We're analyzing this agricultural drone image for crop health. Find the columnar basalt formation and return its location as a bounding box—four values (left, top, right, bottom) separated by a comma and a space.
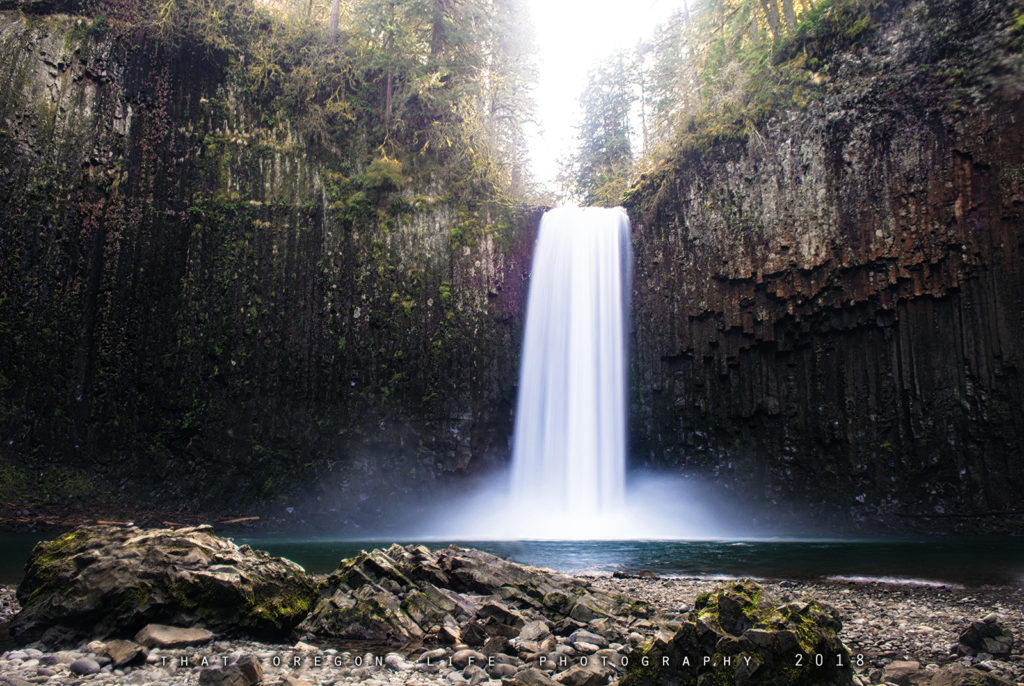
626, 0, 1024, 531
0, 7, 538, 518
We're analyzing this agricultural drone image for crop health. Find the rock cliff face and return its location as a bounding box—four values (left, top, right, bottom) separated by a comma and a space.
626, 0, 1024, 531
0, 7, 538, 517
4, 0, 1022, 533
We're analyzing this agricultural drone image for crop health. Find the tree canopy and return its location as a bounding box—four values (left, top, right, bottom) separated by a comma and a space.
98, 0, 538, 202
565, 0, 880, 205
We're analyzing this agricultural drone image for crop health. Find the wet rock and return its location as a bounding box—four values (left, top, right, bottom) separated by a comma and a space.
957, 616, 1014, 657
553, 617, 586, 636
232, 654, 263, 683
462, 619, 489, 646
134, 624, 214, 648
384, 652, 413, 671
621, 580, 852, 686
929, 662, 1014, 686
537, 651, 563, 671
882, 660, 926, 686
567, 630, 608, 649
10, 525, 316, 645
569, 594, 613, 623
69, 657, 101, 675
451, 649, 486, 669
418, 648, 448, 663
479, 600, 528, 628
296, 544, 639, 645
519, 635, 557, 656
439, 614, 462, 644
593, 648, 626, 672
520, 619, 553, 642
198, 665, 258, 686
488, 662, 518, 678
463, 663, 489, 685
491, 652, 520, 665
483, 636, 514, 655
509, 667, 560, 685
101, 639, 146, 667
625, 0, 1024, 535
555, 661, 611, 686
571, 641, 599, 655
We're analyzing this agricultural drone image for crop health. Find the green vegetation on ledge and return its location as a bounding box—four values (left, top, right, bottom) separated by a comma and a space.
0, 0, 538, 517
564, 0, 889, 205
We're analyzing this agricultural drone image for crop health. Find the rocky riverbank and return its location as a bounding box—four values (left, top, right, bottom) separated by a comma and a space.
594, 575, 1023, 685
2, 577, 1021, 685
0, 526, 1020, 685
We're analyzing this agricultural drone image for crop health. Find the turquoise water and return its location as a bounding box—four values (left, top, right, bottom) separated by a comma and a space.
3, 534, 1023, 587
228, 537, 1024, 586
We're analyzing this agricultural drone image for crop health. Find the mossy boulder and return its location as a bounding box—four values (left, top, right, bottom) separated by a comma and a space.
956, 615, 1014, 657
296, 544, 645, 645
622, 581, 853, 686
11, 525, 316, 646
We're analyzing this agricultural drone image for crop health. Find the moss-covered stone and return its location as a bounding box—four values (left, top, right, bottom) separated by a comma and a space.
622, 581, 852, 686
296, 544, 644, 646
11, 524, 317, 645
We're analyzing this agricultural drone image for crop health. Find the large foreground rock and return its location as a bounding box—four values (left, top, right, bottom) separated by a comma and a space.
296, 544, 648, 644
956, 615, 1014, 658
621, 580, 853, 686
11, 525, 316, 645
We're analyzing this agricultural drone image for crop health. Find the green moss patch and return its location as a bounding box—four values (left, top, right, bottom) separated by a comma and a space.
623, 581, 853, 686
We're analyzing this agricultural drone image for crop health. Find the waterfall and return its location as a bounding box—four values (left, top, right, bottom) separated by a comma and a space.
420, 205, 723, 540
509, 206, 632, 529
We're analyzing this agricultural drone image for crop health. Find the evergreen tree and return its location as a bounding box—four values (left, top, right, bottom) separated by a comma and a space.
568, 53, 635, 206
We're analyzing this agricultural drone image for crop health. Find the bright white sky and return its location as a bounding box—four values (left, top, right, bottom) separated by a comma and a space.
524, 0, 682, 191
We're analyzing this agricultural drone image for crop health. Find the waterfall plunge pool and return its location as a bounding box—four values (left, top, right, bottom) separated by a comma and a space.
222, 536, 1024, 587
2, 534, 1023, 587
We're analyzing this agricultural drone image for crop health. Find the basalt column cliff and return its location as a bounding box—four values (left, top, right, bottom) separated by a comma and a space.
0, 2, 539, 521
627, 0, 1024, 532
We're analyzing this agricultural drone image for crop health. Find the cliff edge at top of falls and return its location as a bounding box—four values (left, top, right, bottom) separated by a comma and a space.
625, 0, 1024, 533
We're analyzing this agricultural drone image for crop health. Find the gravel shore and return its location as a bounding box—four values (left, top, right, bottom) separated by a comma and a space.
591, 575, 1024, 684
1, 576, 1022, 685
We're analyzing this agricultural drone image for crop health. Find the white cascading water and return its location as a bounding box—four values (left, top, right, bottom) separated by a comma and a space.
508, 206, 632, 534
420, 206, 730, 540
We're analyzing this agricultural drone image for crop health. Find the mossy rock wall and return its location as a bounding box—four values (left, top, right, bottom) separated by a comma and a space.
625, 0, 1024, 532
0, 9, 538, 517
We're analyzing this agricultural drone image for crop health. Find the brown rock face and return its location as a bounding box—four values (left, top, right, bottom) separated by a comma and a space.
625, 0, 1024, 532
